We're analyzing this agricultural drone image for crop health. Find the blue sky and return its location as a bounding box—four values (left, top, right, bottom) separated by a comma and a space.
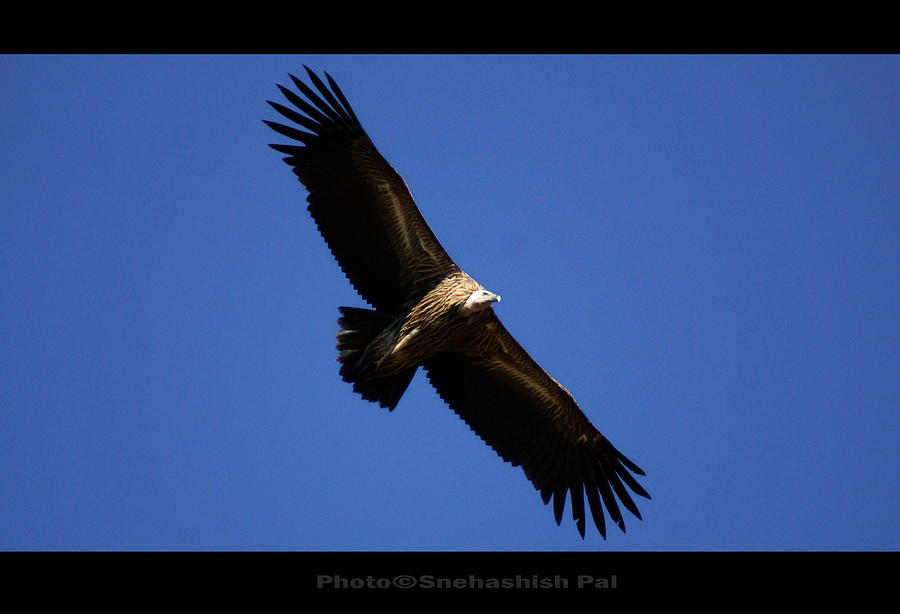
1, 54, 897, 551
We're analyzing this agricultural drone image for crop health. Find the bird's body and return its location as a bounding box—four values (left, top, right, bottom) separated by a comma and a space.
335, 273, 498, 408
363, 275, 499, 375
265, 67, 650, 539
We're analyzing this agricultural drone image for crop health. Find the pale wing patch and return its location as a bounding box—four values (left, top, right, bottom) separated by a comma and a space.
479, 330, 582, 428
486, 356, 569, 423
377, 181, 416, 255
376, 180, 444, 271
418, 234, 442, 264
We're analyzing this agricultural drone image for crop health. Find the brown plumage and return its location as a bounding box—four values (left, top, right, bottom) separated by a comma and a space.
265, 67, 650, 539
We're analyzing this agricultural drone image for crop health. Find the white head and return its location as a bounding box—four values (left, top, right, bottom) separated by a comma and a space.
457, 289, 501, 317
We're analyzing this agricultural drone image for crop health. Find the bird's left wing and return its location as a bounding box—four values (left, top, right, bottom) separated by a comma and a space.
423, 313, 650, 539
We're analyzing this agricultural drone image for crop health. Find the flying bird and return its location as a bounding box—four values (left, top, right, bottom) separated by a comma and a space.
264, 67, 650, 539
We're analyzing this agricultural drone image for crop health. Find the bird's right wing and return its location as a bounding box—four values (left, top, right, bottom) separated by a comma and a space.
265, 67, 459, 314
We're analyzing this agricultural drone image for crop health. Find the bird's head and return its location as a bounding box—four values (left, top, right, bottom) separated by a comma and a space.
457, 289, 501, 317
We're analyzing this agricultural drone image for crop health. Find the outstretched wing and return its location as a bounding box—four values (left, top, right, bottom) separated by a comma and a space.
423, 314, 650, 539
265, 67, 458, 315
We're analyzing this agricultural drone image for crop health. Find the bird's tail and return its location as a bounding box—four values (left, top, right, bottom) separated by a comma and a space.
335, 307, 416, 411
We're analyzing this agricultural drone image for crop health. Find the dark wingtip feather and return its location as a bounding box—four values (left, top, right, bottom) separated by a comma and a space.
291, 69, 351, 129
262, 119, 313, 144
268, 143, 304, 156
569, 473, 587, 539
552, 489, 566, 526
614, 447, 646, 476
615, 463, 652, 500
267, 99, 323, 134
582, 464, 608, 539
607, 470, 642, 522
540, 488, 552, 505
324, 71, 363, 129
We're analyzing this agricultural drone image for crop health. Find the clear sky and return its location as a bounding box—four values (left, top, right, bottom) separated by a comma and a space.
1, 54, 898, 551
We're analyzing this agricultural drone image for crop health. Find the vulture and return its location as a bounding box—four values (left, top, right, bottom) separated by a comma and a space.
264, 67, 650, 539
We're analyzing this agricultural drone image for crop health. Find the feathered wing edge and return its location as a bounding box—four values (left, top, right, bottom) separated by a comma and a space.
264, 66, 458, 314
423, 315, 650, 539
265, 68, 364, 150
